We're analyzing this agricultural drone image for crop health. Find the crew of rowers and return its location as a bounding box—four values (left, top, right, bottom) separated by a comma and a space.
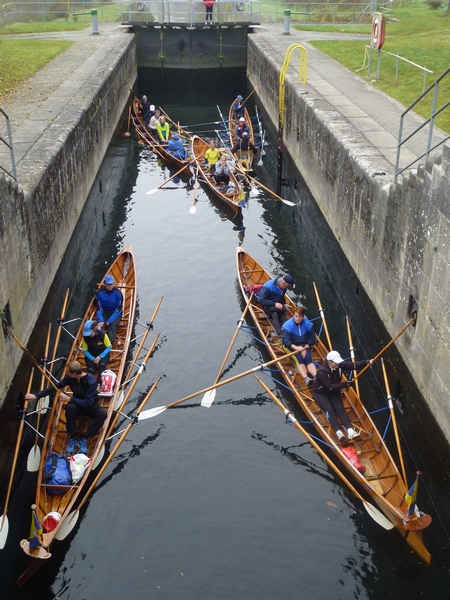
138, 96, 188, 159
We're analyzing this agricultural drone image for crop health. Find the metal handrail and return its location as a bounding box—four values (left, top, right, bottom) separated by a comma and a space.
395, 67, 450, 183
0, 108, 17, 181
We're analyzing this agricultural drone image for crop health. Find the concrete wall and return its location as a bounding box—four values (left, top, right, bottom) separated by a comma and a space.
0, 35, 137, 408
247, 37, 450, 443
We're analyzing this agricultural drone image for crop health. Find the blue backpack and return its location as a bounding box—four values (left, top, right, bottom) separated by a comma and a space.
44, 452, 72, 495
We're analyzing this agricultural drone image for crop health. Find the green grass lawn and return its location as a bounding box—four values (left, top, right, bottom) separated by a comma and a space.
0, 39, 73, 97
300, 3, 450, 132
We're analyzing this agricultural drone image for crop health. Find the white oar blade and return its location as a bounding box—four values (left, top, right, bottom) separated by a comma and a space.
139, 405, 168, 420
363, 502, 394, 530
257, 159, 263, 166
27, 445, 41, 472
189, 205, 197, 214
92, 445, 105, 470
201, 389, 216, 408
114, 390, 125, 411
0, 516, 9, 549
146, 189, 158, 196
39, 395, 50, 415
55, 511, 79, 541
281, 199, 295, 207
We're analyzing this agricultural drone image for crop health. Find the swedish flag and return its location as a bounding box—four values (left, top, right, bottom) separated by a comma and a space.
28, 510, 43, 549
405, 472, 420, 517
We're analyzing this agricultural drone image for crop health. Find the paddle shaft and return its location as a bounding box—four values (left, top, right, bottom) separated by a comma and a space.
8, 330, 59, 392
243, 85, 259, 105
147, 160, 195, 193
163, 348, 302, 411
213, 292, 254, 385
313, 282, 332, 349
33, 323, 52, 448
354, 319, 414, 380
78, 377, 162, 512
256, 376, 379, 508
107, 333, 160, 437
381, 358, 407, 485
346, 316, 361, 400
1, 370, 34, 528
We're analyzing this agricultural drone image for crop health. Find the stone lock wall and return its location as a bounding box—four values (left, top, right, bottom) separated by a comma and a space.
247, 36, 450, 442
0, 35, 137, 408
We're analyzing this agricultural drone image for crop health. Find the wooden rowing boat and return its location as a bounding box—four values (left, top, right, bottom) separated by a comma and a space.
228, 103, 255, 172
131, 99, 191, 174
18, 246, 137, 577
236, 246, 432, 564
191, 135, 246, 213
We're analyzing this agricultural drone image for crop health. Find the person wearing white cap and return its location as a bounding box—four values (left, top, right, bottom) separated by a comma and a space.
255, 274, 295, 335
235, 117, 250, 140
312, 351, 373, 442
96, 275, 123, 342
232, 95, 245, 119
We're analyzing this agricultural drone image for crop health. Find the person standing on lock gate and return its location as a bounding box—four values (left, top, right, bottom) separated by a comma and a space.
203, 0, 216, 25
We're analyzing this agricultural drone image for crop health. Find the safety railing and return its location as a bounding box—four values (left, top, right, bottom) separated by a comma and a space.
2, 1, 383, 27
0, 109, 17, 181
395, 67, 450, 183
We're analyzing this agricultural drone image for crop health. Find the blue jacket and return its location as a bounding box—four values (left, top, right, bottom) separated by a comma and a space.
255, 278, 287, 309
233, 99, 245, 117
82, 331, 112, 361
96, 287, 123, 324
281, 316, 315, 350
35, 372, 98, 408
167, 137, 188, 159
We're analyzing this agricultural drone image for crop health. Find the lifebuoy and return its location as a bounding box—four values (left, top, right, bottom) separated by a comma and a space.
371, 12, 386, 50
236, 2, 245, 11
136, 1, 145, 11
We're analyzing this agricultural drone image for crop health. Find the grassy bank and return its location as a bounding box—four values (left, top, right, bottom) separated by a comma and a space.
0, 38, 73, 97
300, 2, 450, 132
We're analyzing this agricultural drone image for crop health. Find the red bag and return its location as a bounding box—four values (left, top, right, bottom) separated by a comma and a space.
99, 369, 117, 395
341, 446, 366, 474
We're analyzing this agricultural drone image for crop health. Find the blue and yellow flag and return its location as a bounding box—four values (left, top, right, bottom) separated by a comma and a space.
28, 510, 43, 549
405, 473, 420, 517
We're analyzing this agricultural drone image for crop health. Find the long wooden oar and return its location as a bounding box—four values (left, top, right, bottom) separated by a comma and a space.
255, 376, 395, 530
202, 292, 254, 404
346, 316, 361, 401
27, 324, 52, 472
124, 106, 131, 137
142, 348, 301, 418
381, 358, 407, 486
7, 330, 59, 393
0, 370, 35, 549
190, 165, 199, 214
354, 319, 414, 380
243, 85, 260, 105
106, 333, 160, 438
55, 377, 162, 541
146, 161, 194, 195
313, 282, 332, 349
232, 162, 295, 206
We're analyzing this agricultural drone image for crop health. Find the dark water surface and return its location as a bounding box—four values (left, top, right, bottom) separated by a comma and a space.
2, 74, 450, 600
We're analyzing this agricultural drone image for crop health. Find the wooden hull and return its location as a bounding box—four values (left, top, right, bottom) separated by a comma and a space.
228, 104, 255, 172
131, 99, 191, 174
191, 135, 245, 213
24, 247, 137, 555
236, 247, 432, 564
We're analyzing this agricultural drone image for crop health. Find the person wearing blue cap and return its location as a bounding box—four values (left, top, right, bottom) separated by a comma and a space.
232, 95, 245, 119
96, 275, 123, 342
167, 132, 188, 159
81, 320, 112, 386
255, 274, 295, 335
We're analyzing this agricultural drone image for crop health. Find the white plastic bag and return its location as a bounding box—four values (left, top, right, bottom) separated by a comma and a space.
69, 453, 92, 483
100, 369, 117, 395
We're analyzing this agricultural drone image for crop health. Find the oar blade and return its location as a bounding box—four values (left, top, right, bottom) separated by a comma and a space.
189, 205, 197, 214
39, 395, 50, 415
281, 199, 295, 207
146, 189, 158, 196
201, 389, 216, 408
363, 502, 395, 530
114, 390, 125, 411
27, 445, 41, 472
257, 158, 263, 166
139, 405, 168, 420
0, 516, 9, 549
55, 511, 79, 541
92, 445, 105, 470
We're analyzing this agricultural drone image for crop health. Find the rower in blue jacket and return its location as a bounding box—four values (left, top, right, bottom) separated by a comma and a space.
255, 273, 295, 335
281, 306, 317, 387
